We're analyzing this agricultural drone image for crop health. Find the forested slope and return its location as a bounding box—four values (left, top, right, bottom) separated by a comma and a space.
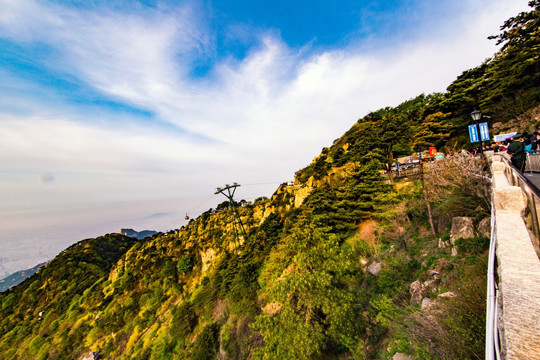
0, 2, 538, 359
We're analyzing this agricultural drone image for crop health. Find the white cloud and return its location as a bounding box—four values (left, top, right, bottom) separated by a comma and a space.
0, 0, 526, 147
0, 114, 220, 171
0, 0, 532, 275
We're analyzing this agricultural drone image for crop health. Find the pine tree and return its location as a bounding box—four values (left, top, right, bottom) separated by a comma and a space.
412, 112, 453, 238
483, 0, 540, 116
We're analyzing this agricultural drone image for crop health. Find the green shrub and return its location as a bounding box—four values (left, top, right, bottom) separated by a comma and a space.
191, 322, 221, 360
407, 263, 487, 359
149, 337, 176, 360
253, 230, 368, 359
28, 335, 45, 355
177, 256, 194, 274
170, 302, 197, 338
455, 236, 489, 255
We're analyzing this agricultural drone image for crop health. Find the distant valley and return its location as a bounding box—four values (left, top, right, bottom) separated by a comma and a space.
0, 229, 157, 291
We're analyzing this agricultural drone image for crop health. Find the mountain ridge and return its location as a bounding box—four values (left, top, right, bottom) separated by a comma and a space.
0, 262, 48, 293
0, 3, 538, 359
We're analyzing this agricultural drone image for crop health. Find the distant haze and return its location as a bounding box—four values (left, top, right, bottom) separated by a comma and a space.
0, 185, 276, 278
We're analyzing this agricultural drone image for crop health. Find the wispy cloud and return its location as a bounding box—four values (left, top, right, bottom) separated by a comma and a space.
0, 0, 529, 175
0, 0, 531, 275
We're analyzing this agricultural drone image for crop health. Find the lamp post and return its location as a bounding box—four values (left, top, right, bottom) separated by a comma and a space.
471, 109, 483, 154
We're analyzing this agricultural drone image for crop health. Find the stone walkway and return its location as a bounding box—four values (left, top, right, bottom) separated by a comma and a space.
492, 158, 540, 359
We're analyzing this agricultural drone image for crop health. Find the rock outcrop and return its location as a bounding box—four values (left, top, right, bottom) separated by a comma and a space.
367, 262, 382, 276
409, 279, 439, 305
450, 217, 475, 242
450, 216, 477, 256
421, 298, 431, 311
477, 217, 491, 238
392, 353, 413, 360
81, 351, 100, 360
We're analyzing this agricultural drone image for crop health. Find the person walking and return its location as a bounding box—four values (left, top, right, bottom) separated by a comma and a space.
507, 133, 526, 172
530, 131, 539, 153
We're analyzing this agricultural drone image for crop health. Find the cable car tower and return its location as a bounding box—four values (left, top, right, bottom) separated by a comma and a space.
215, 183, 248, 249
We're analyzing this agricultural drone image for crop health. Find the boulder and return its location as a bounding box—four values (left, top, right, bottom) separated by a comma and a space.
392, 353, 413, 360
421, 298, 431, 311
436, 216, 451, 233
409, 280, 426, 304
438, 237, 447, 248
81, 352, 101, 360
450, 217, 476, 244
477, 217, 491, 238
424, 279, 439, 292
367, 262, 382, 276
438, 292, 457, 298
410, 279, 438, 305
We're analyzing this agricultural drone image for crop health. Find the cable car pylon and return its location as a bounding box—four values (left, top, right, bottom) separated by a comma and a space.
215, 183, 248, 250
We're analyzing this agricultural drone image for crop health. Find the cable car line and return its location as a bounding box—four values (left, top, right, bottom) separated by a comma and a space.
242, 181, 284, 186
145, 180, 286, 233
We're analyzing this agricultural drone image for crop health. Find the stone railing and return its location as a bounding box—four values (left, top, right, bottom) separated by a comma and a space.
492, 152, 540, 246
490, 156, 540, 359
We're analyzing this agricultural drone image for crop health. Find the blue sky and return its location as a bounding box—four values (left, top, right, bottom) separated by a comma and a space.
0, 0, 531, 276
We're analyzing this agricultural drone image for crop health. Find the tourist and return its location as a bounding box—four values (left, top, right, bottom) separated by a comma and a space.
507, 133, 526, 172
530, 131, 539, 152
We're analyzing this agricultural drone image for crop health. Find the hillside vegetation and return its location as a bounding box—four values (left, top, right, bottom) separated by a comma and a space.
0, 2, 538, 359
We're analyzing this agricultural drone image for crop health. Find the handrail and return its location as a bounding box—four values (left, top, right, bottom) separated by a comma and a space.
494, 288, 501, 360
485, 193, 500, 360
501, 155, 540, 197
500, 155, 540, 246
525, 152, 540, 173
